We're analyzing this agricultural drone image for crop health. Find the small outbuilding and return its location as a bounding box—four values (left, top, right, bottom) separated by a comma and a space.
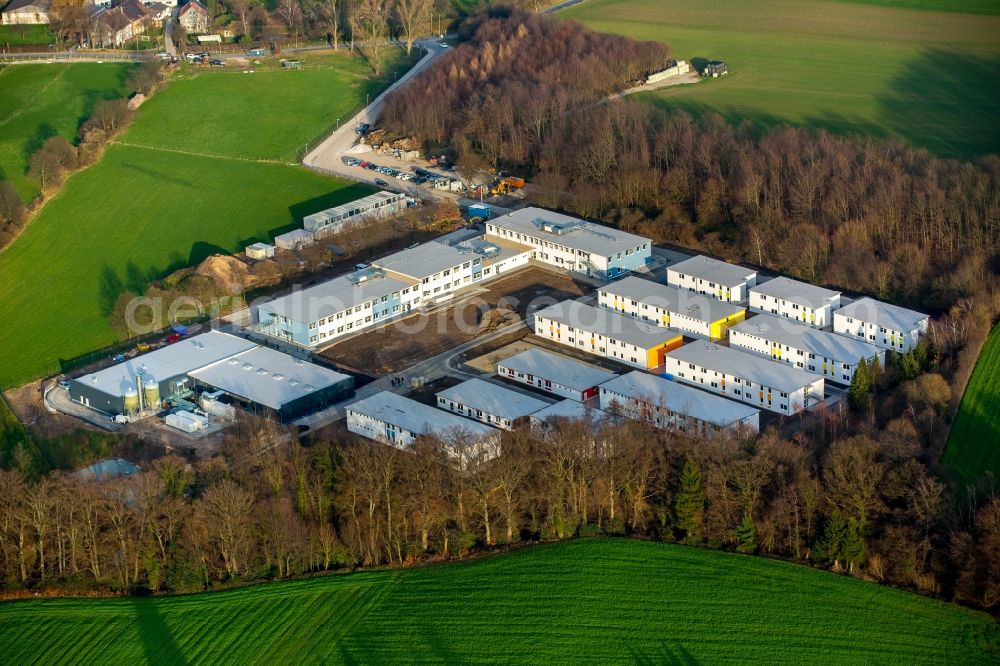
245, 242, 275, 259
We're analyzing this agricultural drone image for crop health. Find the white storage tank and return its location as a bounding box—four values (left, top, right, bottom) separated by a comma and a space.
143, 379, 160, 409
123, 387, 139, 413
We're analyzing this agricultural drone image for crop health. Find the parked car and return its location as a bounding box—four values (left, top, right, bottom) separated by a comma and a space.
210, 59, 224, 67
354, 262, 370, 271
439, 42, 449, 48
184, 53, 198, 62
355, 123, 371, 135
365, 163, 379, 170
247, 48, 267, 57
58, 379, 71, 389
156, 52, 170, 61
374, 178, 389, 187
166, 333, 182, 344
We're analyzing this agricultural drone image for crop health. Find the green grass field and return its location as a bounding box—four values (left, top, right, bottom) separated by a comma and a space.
563, 0, 1000, 158
0, 63, 133, 202
0, 539, 995, 664
943, 323, 1000, 485
0, 25, 54, 46
838, 0, 1000, 14
0, 50, 411, 388
125, 52, 414, 161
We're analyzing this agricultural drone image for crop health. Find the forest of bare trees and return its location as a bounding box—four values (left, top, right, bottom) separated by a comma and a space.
1, 375, 998, 611
382, 8, 999, 317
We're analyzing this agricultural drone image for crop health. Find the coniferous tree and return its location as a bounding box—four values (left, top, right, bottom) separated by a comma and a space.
733, 510, 757, 554
673, 458, 705, 545
841, 517, 866, 573
848, 358, 871, 412
816, 509, 847, 567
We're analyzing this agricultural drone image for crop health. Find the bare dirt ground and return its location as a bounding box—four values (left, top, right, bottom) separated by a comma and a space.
320, 266, 590, 375
4, 383, 81, 439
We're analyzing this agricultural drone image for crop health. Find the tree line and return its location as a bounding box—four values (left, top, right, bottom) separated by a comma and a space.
0, 365, 997, 611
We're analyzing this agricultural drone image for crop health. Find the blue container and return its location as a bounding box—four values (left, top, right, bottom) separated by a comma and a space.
469, 204, 491, 219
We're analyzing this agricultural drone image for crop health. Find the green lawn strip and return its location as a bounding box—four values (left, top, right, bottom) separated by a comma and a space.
562, 0, 1000, 158
943, 323, 1000, 484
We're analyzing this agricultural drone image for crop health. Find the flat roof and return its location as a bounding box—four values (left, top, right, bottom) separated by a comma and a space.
189, 346, 351, 410
836, 297, 928, 332
303, 191, 401, 226
274, 228, 314, 242
437, 378, 551, 421
531, 399, 609, 425
601, 371, 759, 428
374, 241, 476, 280
75, 331, 257, 398
730, 314, 882, 363
534, 300, 683, 350
499, 348, 617, 392
256, 272, 416, 324
454, 235, 531, 266
668, 342, 821, 393
668, 255, 756, 286
490, 207, 650, 257
348, 391, 496, 439
750, 276, 840, 309
600, 276, 745, 324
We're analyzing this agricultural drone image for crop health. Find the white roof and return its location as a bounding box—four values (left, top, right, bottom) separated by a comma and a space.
731, 314, 882, 363
303, 191, 401, 229
437, 378, 551, 421
189, 346, 351, 410
668, 255, 756, 286
247, 242, 273, 251
491, 207, 650, 257
256, 272, 415, 324
600, 276, 745, 323
348, 391, 496, 439
273, 228, 314, 243
374, 241, 476, 280
531, 399, 609, 425
668, 342, 821, 393
76, 331, 258, 397
601, 371, 759, 428
534, 300, 682, 350
750, 276, 840, 309
498, 348, 616, 391
836, 297, 928, 333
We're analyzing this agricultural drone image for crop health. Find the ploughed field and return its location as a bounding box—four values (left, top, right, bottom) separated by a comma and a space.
0, 51, 417, 389
943, 322, 1000, 485
562, 0, 1000, 158
0, 539, 995, 664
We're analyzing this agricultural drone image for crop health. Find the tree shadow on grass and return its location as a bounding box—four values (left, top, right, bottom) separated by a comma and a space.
131, 597, 185, 666
876, 48, 1000, 159
629, 640, 700, 665
644, 48, 1000, 160
286, 183, 375, 229
22, 122, 56, 167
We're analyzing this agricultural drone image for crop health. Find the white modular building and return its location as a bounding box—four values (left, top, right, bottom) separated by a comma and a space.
485, 207, 651, 279
749, 277, 841, 328
273, 228, 315, 251
497, 347, 617, 402
728, 314, 885, 385
833, 297, 929, 352
454, 237, 532, 280
664, 342, 824, 416
375, 241, 485, 304
436, 378, 551, 430
533, 300, 684, 370
347, 390, 498, 449
599, 371, 760, 434
253, 268, 419, 347
245, 242, 275, 260
303, 191, 406, 238
667, 255, 758, 303
597, 276, 747, 341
